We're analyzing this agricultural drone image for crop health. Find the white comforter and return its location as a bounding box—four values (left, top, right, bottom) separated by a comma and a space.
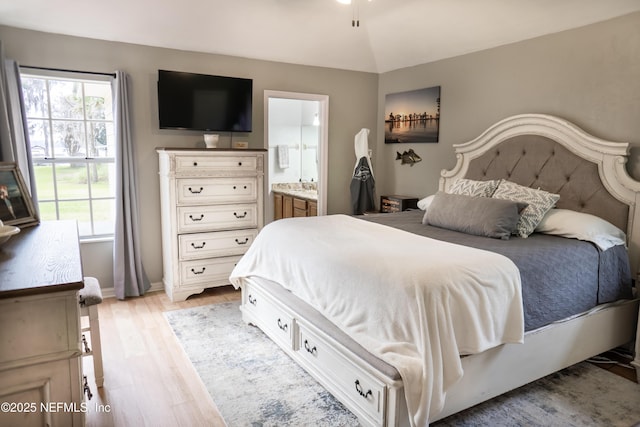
229, 215, 524, 426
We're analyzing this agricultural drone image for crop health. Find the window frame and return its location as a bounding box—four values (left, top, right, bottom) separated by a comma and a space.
20, 70, 116, 241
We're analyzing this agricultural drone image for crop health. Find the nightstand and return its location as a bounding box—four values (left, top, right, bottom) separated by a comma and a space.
380, 195, 418, 213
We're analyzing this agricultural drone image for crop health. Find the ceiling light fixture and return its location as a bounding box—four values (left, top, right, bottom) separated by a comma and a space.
336, 0, 372, 28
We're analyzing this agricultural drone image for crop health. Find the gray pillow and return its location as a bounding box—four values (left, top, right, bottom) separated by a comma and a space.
426, 192, 527, 239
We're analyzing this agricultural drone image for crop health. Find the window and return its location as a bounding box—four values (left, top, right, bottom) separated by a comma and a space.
20, 72, 116, 239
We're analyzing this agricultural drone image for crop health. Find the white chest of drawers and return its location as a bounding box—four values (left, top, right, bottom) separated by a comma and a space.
157, 148, 266, 302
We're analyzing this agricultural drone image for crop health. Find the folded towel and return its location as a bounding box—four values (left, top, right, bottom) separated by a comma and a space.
277, 145, 289, 169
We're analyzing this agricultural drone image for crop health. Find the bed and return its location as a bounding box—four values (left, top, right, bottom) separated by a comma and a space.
229, 114, 640, 426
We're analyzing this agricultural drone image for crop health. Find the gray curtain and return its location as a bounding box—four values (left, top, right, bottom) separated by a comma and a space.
113, 70, 150, 299
0, 41, 38, 207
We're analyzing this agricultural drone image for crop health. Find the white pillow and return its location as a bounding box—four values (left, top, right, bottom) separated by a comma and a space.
417, 194, 434, 210
535, 209, 626, 250
418, 195, 435, 224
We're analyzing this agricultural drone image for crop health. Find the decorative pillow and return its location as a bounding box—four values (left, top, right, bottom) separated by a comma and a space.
535, 209, 626, 251
425, 192, 527, 239
448, 178, 500, 198
491, 180, 560, 238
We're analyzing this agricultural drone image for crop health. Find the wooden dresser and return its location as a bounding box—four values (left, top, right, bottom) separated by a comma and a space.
157, 148, 266, 302
0, 221, 85, 427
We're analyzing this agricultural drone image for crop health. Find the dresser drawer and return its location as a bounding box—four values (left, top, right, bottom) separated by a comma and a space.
297, 324, 386, 425
179, 229, 258, 260
243, 284, 295, 349
177, 203, 258, 233
0, 293, 80, 365
175, 155, 258, 174
179, 256, 242, 286
176, 177, 258, 205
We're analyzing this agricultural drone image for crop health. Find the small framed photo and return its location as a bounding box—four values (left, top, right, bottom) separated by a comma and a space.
0, 162, 39, 227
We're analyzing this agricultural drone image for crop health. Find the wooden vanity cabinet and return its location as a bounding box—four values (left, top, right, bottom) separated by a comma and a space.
293, 198, 307, 217
307, 200, 318, 216
282, 195, 293, 219
273, 192, 316, 219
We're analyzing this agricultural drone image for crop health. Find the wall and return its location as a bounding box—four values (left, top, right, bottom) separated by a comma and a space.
376, 12, 640, 201
0, 25, 379, 291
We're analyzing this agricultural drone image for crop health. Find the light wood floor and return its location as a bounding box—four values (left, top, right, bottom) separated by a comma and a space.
85, 285, 637, 427
85, 285, 240, 427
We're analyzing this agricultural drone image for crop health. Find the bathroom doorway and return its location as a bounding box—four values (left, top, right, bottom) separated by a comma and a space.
264, 91, 328, 223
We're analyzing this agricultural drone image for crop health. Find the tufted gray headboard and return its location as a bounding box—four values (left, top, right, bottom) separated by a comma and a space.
440, 114, 640, 280
463, 134, 628, 232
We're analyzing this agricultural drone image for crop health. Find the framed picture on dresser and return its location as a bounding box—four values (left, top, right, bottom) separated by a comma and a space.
0, 162, 39, 227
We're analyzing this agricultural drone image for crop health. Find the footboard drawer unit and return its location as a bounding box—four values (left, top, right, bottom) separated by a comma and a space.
158, 148, 266, 302
297, 324, 386, 425
242, 283, 295, 349
240, 279, 409, 427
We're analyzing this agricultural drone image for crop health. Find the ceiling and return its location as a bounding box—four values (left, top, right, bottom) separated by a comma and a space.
1, 0, 639, 73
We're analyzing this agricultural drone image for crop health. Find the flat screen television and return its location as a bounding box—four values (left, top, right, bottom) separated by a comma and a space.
158, 70, 252, 132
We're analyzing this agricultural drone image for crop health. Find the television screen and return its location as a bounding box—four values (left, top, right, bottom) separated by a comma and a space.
158, 70, 252, 132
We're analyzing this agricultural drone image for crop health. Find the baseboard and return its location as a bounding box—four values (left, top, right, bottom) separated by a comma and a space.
101, 281, 164, 299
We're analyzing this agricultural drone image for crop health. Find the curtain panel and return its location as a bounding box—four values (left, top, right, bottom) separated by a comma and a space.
113, 70, 150, 299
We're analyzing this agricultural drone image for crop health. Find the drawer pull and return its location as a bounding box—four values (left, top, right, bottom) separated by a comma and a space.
248, 294, 257, 305
232, 185, 248, 190
193, 162, 198, 166
277, 318, 288, 332
304, 339, 317, 356
191, 267, 206, 275
355, 380, 372, 399
84, 375, 93, 400
189, 214, 205, 222
235, 237, 249, 245
188, 187, 204, 194
82, 334, 91, 353
191, 242, 206, 249
234, 211, 248, 219
238, 161, 243, 166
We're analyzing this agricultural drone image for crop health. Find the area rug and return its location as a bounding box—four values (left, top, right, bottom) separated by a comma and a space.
165, 301, 640, 427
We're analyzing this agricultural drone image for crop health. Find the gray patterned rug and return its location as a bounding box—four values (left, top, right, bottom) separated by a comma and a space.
164, 301, 640, 427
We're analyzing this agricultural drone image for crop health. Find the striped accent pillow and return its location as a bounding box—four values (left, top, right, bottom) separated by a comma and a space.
492, 180, 560, 238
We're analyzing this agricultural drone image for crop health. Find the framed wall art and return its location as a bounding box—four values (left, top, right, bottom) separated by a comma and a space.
0, 162, 39, 227
384, 86, 440, 143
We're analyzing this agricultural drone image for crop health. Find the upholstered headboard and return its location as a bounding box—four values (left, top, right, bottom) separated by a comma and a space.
440, 114, 640, 278
463, 134, 627, 231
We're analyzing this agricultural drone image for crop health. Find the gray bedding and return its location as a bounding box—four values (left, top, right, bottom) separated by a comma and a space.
363, 209, 633, 331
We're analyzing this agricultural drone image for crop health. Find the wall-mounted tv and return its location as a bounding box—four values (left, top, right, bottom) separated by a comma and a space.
158, 70, 252, 132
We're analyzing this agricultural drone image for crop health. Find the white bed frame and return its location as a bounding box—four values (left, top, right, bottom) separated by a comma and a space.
241, 114, 640, 426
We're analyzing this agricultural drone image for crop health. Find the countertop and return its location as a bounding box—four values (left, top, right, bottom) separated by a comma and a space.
273, 188, 318, 201
272, 182, 318, 201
